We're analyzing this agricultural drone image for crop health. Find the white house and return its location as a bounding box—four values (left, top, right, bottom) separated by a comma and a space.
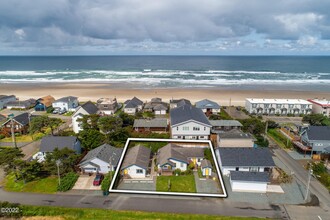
78, 144, 123, 173
72, 101, 98, 133
0, 95, 16, 110
156, 143, 205, 175
96, 98, 118, 115
216, 147, 275, 192
123, 97, 143, 115
121, 145, 151, 178
170, 104, 212, 140
154, 104, 167, 115
308, 98, 330, 117
195, 99, 221, 115
245, 98, 312, 115
52, 96, 79, 111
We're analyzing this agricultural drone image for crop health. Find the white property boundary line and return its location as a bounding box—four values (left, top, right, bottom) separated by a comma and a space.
109, 138, 227, 198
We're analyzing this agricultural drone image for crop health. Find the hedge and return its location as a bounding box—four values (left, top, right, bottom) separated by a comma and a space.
57, 172, 79, 192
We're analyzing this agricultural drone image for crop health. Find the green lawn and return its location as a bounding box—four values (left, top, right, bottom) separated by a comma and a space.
3, 204, 264, 220
267, 128, 292, 149
1, 131, 49, 143
156, 175, 196, 193
4, 174, 58, 194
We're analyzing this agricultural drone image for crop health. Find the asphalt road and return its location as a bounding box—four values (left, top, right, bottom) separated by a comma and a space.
0, 188, 287, 219
273, 148, 330, 210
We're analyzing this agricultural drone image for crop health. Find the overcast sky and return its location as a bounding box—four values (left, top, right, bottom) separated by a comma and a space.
1, 0, 330, 55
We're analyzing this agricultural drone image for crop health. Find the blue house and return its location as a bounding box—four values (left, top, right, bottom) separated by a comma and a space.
35, 95, 55, 111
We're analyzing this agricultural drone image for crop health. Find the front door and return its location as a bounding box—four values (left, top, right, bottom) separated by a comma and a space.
205, 168, 209, 176
124, 169, 128, 175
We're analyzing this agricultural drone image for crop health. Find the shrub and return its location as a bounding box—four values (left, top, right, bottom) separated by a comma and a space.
57, 172, 79, 192
14, 133, 21, 137
0, 134, 5, 139
46, 106, 54, 113
101, 171, 115, 192
173, 169, 181, 176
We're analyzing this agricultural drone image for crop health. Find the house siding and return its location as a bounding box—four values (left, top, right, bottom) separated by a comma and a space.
171, 121, 211, 140
230, 180, 267, 192
123, 165, 146, 178
0, 96, 16, 110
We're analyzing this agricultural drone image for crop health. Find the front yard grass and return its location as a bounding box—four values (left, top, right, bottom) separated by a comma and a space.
4, 174, 58, 194
267, 128, 292, 149
156, 175, 196, 193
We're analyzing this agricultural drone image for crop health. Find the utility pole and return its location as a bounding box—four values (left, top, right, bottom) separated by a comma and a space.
56, 160, 61, 186
9, 114, 17, 148
305, 165, 313, 201
109, 155, 113, 181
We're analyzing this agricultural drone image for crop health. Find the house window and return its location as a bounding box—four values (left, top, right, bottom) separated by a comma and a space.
252, 104, 257, 108
204, 127, 206, 131
180, 163, 184, 167
183, 126, 189, 131
193, 127, 200, 131
136, 169, 143, 174
176, 127, 179, 131
250, 167, 259, 172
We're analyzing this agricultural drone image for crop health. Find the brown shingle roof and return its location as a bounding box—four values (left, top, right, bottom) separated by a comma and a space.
121, 145, 151, 170
39, 95, 55, 107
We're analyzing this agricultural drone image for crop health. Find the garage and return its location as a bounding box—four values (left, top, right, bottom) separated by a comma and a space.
230, 171, 269, 193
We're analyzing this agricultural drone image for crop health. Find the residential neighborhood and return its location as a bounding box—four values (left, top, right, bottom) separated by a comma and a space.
0, 94, 330, 220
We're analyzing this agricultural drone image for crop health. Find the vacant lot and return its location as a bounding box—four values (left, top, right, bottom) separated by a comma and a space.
156, 175, 196, 193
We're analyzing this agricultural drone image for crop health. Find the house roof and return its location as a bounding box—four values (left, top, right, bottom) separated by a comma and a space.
201, 159, 212, 169
230, 171, 270, 182
125, 97, 143, 109
218, 129, 253, 139
14, 113, 30, 126
210, 120, 243, 127
121, 145, 151, 170
5, 99, 36, 108
79, 144, 123, 166
151, 97, 162, 103
305, 126, 330, 141
195, 99, 220, 109
40, 136, 78, 152
157, 143, 204, 166
0, 95, 15, 101
54, 96, 78, 103
133, 118, 168, 128
217, 147, 275, 167
81, 101, 98, 114
38, 95, 55, 107
170, 98, 191, 105
170, 105, 211, 127
154, 104, 168, 111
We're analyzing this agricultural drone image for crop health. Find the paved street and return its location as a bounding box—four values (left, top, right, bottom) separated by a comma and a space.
0, 188, 287, 219
273, 148, 330, 210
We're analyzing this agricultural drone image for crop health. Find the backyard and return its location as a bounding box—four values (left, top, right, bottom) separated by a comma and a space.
156, 175, 196, 193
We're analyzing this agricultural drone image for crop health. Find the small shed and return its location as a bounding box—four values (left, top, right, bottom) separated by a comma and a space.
201, 159, 212, 177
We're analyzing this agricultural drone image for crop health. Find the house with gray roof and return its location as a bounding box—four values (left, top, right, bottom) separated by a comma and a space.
121, 145, 151, 178
96, 98, 119, 115
72, 101, 99, 133
4, 98, 36, 110
133, 118, 168, 133
216, 147, 275, 192
52, 96, 79, 111
78, 144, 123, 173
0, 95, 16, 110
143, 98, 168, 115
217, 129, 255, 148
156, 143, 205, 175
170, 104, 212, 140
33, 136, 81, 162
170, 98, 191, 109
301, 126, 330, 155
201, 159, 212, 177
195, 99, 221, 115
124, 97, 144, 115
210, 120, 243, 132
1, 113, 30, 136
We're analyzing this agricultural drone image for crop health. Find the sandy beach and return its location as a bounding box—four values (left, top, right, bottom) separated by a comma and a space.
1, 83, 330, 106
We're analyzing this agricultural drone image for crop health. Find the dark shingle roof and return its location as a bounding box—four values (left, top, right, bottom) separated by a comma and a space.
81, 101, 98, 114
121, 145, 151, 170
218, 129, 253, 139
325, 146, 330, 153
5, 99, 36, 108
79, 144, 123, 166
125, 97, 143, 109
154, 104, 168, 111
54, 96, 78, 103
0, 95, 15, 101
170, 105, 211, 127
133, 118, 168, 128
170, 98, 191, 105
306, 126, 330, 141
201, 159, 212, 169
218, 148, 275, 167
230, 171, 270, 182
13, 113, 30, 126
195, 99, 220, 109
40, 136, 78, 152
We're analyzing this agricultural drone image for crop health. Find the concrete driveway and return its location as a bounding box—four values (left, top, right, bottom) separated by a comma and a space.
72, 175, 101, 190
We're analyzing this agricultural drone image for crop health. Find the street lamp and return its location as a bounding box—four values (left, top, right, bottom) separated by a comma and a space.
305, 166, 313, 201
56, 160, 61, 186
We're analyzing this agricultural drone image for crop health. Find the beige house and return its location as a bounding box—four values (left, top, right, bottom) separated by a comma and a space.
217, 130, 255, 148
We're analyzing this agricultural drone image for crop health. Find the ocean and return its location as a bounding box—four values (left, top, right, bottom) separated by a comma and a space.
0, 56, 330, 91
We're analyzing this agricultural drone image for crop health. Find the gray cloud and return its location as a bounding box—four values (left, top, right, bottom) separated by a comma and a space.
0, 0, 330, 54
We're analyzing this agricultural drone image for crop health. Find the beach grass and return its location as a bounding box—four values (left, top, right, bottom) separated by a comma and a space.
4, 174, 58, 194
156, 175, 196, 193
267, 128, 292, 149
